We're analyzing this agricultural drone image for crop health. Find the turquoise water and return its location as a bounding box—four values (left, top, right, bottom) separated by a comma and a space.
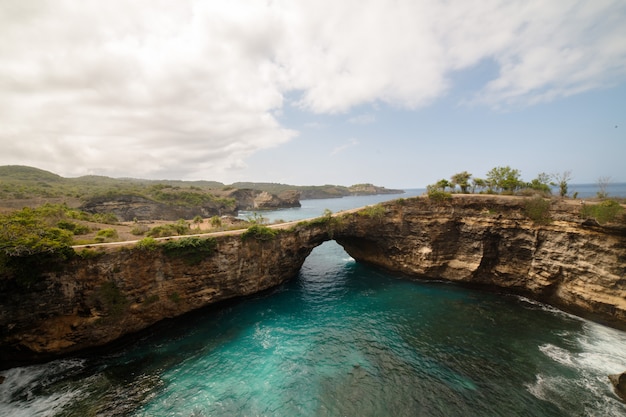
1, 193, 626, 416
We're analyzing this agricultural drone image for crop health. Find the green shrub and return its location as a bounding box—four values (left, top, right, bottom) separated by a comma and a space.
95, 228, 118, 242
57, 220, 90, 235
147, 221, 189, 238
78, 248, 103, 259
427, 189, 452, 201
136, 237, 159, 251
581, 200, 624, 224
210, 215, 222, 228
91, 213, 118, 224
359, 204, 386, 220
524, 196, 552, 225
162, 237, 217, 264
241, 224, 278, 241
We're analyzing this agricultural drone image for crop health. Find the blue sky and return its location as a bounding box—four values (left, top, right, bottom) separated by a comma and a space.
258, 83, 625, 188
0, 1, 624, 188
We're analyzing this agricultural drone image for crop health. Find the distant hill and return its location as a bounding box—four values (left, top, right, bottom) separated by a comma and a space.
0, 165, 63, 182
0, 166, 403, 201
230, 182, 404, 199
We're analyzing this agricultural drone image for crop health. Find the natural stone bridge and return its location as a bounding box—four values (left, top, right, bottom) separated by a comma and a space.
1, 196, 625, 366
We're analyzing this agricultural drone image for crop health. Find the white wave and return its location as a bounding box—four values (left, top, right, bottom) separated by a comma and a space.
0, 359, 84, 417
576, 323, 626, 375
539, 343, 576, 367
528, 372, 626, 416
531, 321, 626, 416
515, 295, 578, 319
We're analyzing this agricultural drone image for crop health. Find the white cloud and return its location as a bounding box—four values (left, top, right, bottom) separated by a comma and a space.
0, 0, 624, 179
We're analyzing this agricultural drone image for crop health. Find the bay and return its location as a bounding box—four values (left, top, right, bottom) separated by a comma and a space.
1, 191, 625, 417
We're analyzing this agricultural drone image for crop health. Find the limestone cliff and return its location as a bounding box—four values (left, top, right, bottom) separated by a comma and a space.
335, 196, 626, 327
0, 225, 328, 366
1, 195, 625, 367
80, 194, 237, 221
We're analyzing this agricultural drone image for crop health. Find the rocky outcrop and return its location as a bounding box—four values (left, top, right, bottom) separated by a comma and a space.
80, 189, 301, 221
80, 194, 237, 221
226, 189, 301, 211
1, 195, 624, 367
334, 196, 626, 327
609, 372, 626, 402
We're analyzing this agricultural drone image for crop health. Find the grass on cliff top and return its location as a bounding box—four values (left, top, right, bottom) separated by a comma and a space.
581, 200, 624, 224
241, 224, 279, 241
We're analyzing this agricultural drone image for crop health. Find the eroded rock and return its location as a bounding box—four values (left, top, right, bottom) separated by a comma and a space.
609, 372, 626, 402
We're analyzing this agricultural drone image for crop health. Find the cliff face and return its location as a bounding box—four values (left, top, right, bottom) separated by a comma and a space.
80, 195, 238, 221
228, 189, 301, 210
335, 196, 626, 326
80, 189, 302, 222
1, 195, 625, 367
0, 225, 328, 365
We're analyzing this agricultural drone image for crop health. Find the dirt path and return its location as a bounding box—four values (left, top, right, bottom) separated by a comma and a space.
71, 206, 366, 250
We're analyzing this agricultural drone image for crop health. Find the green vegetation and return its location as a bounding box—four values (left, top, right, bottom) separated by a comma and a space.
77, 248, 103, 259
136, 237, 159, 251
97, 281, 129, 317
147, 219, 190, 237
425, 167, 578, 197
450, 171, 472, 193
230, 181, 401, 199
0, 206, 75, 257
524, 196, 552, 225
95, 228, 118, 242
426, 188, 452, 201
0, 205, 82, 286
56, 220, 91, 235
193, 215, 203, 229
486, 166, 523, 194
241, 224, 279, 241
0, 165, 234, 210
169, 292, 182, 304
358, 204, 386, 220
581, 200, 624, 225
210, 215, 222, 228
553, 171, 572, 197
161, 237, 217, 264
527, 172, 553, 195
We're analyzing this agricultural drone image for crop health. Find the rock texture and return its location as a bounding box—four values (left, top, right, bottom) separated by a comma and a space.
0, 224, 328, 366
80, 190, 301, 222
226, 189, 301, 211
1, 195, 625, 367
80, 194, 237, 221
335, 196, 626, 327
609, 372, 626, 402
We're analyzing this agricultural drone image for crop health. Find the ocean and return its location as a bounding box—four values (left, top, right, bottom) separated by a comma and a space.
1, 190, 625, 416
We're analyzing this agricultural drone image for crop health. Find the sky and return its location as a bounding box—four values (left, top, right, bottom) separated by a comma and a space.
0, 0, 625, 189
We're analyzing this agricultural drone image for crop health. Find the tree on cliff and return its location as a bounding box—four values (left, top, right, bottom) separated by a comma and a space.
553, 170, 572, 197
434, 179, 451, 191
450, 171, 472, 193
486, 166, 523, 194
528, 172, 552, 195
471, 177, 487, 194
